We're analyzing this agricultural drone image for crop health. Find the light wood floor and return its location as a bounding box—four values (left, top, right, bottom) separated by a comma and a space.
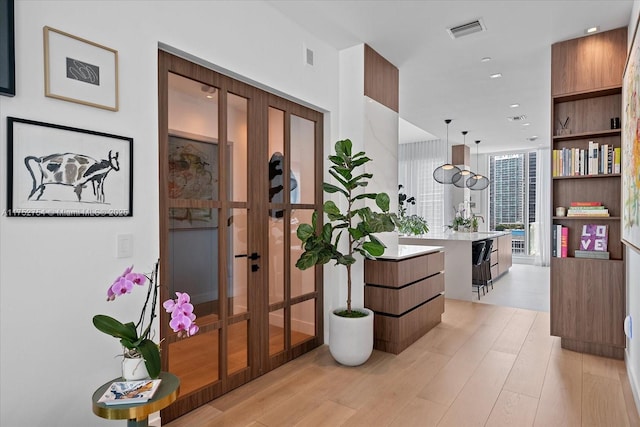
164, 299, 639, 427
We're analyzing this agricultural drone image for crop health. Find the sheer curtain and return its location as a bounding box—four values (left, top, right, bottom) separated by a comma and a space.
534, 147, 551, 266
399, 140, 446, 231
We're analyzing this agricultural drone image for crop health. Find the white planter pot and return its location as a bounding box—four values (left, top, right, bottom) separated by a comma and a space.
122, 356, 150, 381
329, 307, 374, 366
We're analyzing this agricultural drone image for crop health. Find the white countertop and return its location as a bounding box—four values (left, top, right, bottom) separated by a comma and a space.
400, 230, 509, 242
375, 244, 444, 260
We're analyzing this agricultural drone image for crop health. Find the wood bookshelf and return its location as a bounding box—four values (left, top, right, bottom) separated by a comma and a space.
549, 27, 627, 359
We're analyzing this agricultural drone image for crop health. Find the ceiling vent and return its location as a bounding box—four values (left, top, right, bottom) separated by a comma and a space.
447, 19, 487, 39
507, 115, 527, 122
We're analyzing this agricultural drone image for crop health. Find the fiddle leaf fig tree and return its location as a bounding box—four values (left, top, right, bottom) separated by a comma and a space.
295, 139, 396, 316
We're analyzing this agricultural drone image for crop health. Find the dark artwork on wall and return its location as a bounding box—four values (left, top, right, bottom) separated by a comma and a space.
269, 151, 298, 218
0, 0, 15, 96
7, 117, 133, 217
65, 57, 100, 86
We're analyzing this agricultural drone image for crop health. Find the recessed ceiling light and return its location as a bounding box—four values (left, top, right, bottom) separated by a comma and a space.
510, 103, 520, 108
490, 73, 502, 79
522, 123, 531, 126
481, 57, 492, 62
528, 136, 539, 141
586, 26, 599, 34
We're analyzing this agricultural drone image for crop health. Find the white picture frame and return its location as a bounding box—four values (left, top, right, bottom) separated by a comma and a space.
44, 26, 118, 111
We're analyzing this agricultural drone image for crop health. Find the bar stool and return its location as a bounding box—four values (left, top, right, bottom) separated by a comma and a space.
471, 240, 486, 299
481, 239, 494, 292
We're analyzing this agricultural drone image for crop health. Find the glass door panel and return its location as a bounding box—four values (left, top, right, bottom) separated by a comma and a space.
290, 114, 315, 204
268, 216, 285, 304
227, 93, 248, 202
228, 208, 248, 316
291, 209, 315, 298
168, 328, 220, 397
227, 320, 248, 375
268, 308, 285, 356
291, 300, 315, 346
268, 107, 285, 304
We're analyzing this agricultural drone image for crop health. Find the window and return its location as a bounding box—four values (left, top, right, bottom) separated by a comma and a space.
489, 151, 537, 257
399, 140, 447, 231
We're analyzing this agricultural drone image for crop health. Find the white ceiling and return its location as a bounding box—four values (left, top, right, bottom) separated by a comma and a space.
268, 0, 634, 153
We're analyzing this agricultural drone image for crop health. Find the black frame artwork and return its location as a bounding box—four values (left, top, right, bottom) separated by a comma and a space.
7, 117, 133, 217
0, 0, 15, 96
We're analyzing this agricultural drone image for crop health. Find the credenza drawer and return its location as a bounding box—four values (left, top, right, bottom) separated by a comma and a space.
365, 273, 444, 315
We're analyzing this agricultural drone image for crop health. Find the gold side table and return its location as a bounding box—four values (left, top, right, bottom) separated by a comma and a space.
92, 372, 179, 427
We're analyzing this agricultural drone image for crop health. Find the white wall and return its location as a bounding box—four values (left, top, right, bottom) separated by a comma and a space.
626, 0, 640, 414
0, 1, 341, 426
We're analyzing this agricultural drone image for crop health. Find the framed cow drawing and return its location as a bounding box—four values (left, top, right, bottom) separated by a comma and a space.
7, 117, 133, 217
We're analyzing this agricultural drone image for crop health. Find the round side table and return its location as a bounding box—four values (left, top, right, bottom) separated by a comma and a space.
92, 372, 180, 427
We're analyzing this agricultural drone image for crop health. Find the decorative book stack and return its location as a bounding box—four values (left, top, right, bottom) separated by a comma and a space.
575, 224, 609, 259
566, 201, 609, 217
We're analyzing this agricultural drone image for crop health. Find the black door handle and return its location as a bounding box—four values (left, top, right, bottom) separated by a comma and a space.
235, 252, 261, 260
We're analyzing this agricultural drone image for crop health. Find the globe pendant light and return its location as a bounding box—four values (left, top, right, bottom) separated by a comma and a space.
433, 119, 461, 184
452, 130, 474, 188
467, 140, 490, 190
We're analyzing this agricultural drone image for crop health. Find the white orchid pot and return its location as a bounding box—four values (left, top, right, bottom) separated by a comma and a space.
329, 307, 374, 366
122, 356, 150, 381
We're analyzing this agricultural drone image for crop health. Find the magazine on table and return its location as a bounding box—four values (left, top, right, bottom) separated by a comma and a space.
97, 379, 162, 405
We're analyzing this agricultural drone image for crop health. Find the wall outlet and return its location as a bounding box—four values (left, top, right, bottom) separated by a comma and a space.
117, 234, 133, 258
625, 315, 632, 339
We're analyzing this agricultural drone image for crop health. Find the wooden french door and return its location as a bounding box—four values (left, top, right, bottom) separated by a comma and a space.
158, 51, 323, 422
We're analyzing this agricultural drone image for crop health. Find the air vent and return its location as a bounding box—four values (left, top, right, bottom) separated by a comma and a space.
507, 115, 527, 122
447, 19, 487, 39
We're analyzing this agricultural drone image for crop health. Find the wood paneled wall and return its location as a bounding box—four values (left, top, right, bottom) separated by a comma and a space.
551, 27, 627, 96
364, 44, 399, 112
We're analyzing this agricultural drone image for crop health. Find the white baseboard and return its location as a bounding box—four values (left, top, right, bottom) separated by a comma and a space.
626, 350, 640, 419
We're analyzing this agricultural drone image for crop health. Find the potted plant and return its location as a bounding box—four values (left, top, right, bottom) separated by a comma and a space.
93, 261, 199, 379
295, 139, 396, 366
397, 185, 429, 235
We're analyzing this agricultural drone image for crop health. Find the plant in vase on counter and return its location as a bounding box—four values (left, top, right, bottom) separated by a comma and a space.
93, 260, 199, 379
449, 205, 471, 231
396, 184, 429, 236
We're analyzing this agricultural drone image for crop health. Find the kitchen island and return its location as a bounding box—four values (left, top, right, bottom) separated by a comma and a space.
364, 245, 445, 354
400, 231, 512, 301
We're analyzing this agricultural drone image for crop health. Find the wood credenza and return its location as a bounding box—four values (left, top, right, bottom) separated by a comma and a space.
364, 246, 445, 354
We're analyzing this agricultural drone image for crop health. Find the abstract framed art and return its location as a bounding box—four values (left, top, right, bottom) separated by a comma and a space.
7, 117, 133, 217
0, 0, 15, 96
622, 13, 640, 251
44, 26, 119, 111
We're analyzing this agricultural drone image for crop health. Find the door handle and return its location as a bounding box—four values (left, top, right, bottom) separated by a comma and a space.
235, 252, 261, 260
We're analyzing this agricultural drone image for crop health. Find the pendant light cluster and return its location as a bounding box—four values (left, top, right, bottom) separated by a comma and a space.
433, 119, 490, 191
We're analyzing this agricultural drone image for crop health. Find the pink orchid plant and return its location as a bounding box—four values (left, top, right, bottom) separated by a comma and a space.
93, 261, 198, 379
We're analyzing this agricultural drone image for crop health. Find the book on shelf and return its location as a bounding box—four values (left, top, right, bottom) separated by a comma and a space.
552, 142, 619, 177
570, 201, 602, 207
97, 379, 162, 406
580, 224, 608, 251
574, 250, 610, 259
561, 226, 568, 258
567, 204, 609, 217
554, 224, 562, 258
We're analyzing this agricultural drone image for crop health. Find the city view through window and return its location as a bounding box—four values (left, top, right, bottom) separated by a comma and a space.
489, 151, 537, 257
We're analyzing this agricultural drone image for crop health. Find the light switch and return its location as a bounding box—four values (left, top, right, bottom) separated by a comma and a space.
117, 234, 133, 258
